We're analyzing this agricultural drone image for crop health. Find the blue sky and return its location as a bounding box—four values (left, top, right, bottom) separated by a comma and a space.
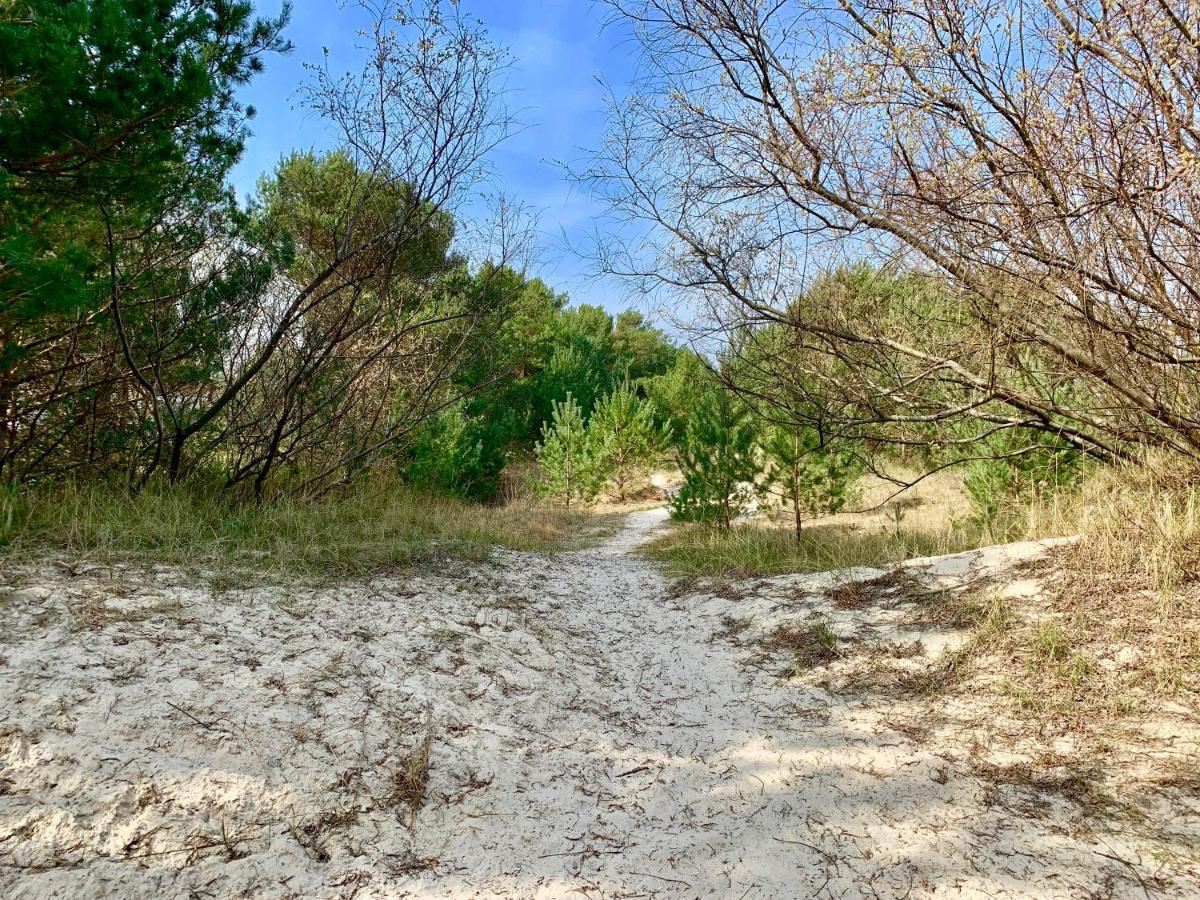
232, 0, 640, 313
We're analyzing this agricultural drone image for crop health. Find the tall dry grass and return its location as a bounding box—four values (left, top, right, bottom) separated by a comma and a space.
643, 466, 1061, 578
943, 454, 1200, 731
1062, 450, 1200, 594
0, 477, 596, 578
641, 518, 989, 578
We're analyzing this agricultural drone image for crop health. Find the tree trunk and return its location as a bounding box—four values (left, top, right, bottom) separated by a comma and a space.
564, 443, 572, 509
167, 432, 186, 484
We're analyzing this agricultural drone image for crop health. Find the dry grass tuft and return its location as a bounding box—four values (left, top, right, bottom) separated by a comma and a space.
770, 467, 970, 536
978, 561, 1200, 728
988, 452, 1200, 728
828, 568, 922, 609
68, 594, 185, 630
883, 593, 1014, 698
970, 757, 1123, 820
759, 620, 841, 675
1146, 759, 1200, 795
643, 463, 1076, 578
1064, 451, 1200, 594
714, 614, 752, 642
391, 741, 432, 812
909, 585, 1002, 630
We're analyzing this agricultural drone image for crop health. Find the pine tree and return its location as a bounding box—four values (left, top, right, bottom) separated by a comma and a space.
762, 425, 862, 540
672, 390, 761, 528
535, 394, 600, 508
589, 383, 666, 501
0, 0, 290, 333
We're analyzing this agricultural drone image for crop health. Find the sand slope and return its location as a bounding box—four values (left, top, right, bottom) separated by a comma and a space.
1, 508, 1196, 897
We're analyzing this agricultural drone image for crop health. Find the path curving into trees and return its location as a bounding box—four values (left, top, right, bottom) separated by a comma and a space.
406, 511, 1183, 898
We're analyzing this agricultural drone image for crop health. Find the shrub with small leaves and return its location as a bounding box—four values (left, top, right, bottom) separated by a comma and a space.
402, 403, 505, 502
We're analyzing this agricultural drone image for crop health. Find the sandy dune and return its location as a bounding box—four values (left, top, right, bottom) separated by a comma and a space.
1, 508, 1196, 897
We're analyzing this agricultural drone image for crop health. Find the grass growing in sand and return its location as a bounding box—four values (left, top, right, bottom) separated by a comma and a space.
802, 455, 1200, 737
642, 519, 990, 578
642, 467, 1079, 578
972, 452, 1200, 729
0, 477, 600, 577
660, 452, 1200, 745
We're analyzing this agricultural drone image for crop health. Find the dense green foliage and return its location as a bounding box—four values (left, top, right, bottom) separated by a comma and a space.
535, 394, 601, 508
0, 0, 526, 496
0, 0, 680, 501
672, 390, 760, 527
399, 272, 678, 500
0, 0, 1093, 563
643, 349, 709, 437
589, 383, 667, 501
400, 402, 504, 502
530, 380, 670, 506
963, 431, 1087, 524
0, 0, 288, 344
0, 0, 290, 481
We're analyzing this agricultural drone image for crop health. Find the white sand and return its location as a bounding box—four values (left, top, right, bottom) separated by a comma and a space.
1, 509, 1196, 897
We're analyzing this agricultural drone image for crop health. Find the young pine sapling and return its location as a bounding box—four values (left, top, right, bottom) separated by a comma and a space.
588, 383, 667, 502
534, 394, 601, 508
761, 424, 862, 541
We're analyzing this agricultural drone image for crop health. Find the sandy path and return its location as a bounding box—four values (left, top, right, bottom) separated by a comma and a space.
416, 506, 803, 895
1, 507, 1196, 897
409, 509, 1196, 898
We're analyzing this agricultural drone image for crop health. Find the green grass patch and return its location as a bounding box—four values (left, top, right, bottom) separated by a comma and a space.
0, 477, 597, 578
641, 520, 989, 578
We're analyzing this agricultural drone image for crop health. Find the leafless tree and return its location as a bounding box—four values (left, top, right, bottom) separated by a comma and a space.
588, 0, 1200, 466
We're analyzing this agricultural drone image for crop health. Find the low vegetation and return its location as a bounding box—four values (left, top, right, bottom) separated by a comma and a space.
760, 620, 841, 676
666, 450, 1200, 733
980, 458, 1200, 729
644, 518, 987, 579
644, 467, 1040, 578
0, 479, 596, 578
1068, 453, 1200, 595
